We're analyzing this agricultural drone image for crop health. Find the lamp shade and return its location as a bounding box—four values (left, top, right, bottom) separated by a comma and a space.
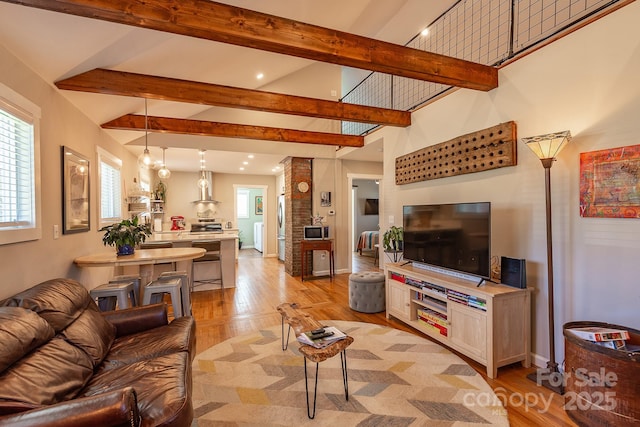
138, 148, 153, 168
522, 131, 572, 160
158, 147, 171, 179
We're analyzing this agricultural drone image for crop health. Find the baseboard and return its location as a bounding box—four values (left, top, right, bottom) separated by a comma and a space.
531, 352, 548, 369
529, 352, 565, 374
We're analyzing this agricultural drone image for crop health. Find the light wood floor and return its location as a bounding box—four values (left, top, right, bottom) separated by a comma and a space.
190, 250, 576, 426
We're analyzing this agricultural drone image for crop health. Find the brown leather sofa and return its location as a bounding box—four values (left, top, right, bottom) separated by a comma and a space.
0, 278, 195, 427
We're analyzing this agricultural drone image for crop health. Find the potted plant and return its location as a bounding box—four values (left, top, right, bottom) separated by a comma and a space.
382, 226, 403, 251
100, 216, 152, 256
382, 225, 403, 263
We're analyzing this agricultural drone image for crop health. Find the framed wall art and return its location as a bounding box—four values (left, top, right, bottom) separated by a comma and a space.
255, 195, 263, 215
62, 146, 90, 233
320, 191, 331, 207
579, 143, 640, 218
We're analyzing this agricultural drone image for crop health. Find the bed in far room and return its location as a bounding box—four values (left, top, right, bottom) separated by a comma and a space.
357, 231, 379, 255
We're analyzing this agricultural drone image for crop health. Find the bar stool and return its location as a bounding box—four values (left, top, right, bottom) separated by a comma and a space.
191, 240, 224, 294
90, 281, 136, 311
109, 275, 142, 306
142, 277, 183, 318
158, 270, 191, 316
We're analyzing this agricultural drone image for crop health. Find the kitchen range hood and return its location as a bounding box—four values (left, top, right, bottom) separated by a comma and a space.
193, 170, 219, 203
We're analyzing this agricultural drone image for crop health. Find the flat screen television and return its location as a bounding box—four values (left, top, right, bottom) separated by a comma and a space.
364, 198, 379, 215
403, 202, 491, 279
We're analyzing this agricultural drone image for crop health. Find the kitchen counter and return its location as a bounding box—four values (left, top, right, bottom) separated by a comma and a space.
148, 232, 238, 288
149, 232, 238, 242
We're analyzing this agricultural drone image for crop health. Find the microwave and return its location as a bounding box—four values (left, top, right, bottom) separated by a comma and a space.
304, 225, 329, 240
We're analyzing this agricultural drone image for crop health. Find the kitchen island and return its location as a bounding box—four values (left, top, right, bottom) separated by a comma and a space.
148, 232, 238, 288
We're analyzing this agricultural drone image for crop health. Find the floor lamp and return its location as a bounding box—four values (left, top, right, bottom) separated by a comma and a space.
522, 130, 572, 395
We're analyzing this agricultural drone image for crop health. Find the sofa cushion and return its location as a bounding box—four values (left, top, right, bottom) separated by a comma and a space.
61, 304, 116, 367
100, 316, 195, 371
82, 352, 193, 427
0, 337, 94, 408
0, 307, 54, 374
1, 278, 93, 332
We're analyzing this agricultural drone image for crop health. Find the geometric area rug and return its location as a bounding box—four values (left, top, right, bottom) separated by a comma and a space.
192, 320, 509, 426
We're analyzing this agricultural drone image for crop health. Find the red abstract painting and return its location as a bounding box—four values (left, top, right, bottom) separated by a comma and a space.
580, 144, 640, 218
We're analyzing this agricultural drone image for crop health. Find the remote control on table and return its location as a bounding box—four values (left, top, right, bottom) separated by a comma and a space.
311, 331, 334, 340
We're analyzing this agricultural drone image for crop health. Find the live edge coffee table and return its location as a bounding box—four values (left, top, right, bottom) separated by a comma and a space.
276, 303, 354, 419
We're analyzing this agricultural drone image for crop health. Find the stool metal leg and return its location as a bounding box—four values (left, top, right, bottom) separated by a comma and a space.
303, 358, 320, 419
97, 296, 117, 311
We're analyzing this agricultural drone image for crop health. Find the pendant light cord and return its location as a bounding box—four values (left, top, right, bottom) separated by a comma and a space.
145, 98, 148, 150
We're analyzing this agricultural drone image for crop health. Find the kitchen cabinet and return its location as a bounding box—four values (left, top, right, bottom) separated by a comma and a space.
147, 233, 237, 286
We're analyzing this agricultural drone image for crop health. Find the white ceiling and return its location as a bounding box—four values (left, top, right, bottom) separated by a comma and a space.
0, 0, 456, 175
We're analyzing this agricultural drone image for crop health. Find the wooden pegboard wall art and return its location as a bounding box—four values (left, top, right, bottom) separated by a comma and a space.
395, 121, 517, 185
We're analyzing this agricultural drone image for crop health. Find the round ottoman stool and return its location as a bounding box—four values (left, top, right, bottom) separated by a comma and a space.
349, 271, 386, 313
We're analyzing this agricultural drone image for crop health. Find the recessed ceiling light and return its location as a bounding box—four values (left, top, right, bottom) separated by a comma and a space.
248, 154, 254, 159
243, 161, 248, 165
256, 73, 264, 80
421, 27, 430, 37
239, 167, 245, 171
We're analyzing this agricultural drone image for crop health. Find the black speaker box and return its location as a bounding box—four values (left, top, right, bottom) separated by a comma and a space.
500, 257, 526, 289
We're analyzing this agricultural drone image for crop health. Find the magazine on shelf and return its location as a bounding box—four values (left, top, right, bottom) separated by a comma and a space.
568, 327, 630, 342
296, 326, 347, 349
593, 339, 627, 350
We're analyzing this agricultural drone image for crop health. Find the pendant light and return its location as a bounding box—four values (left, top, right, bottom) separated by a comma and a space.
158, 147, 171, 179
197, 149, 208, 189
138, 99, 153, 167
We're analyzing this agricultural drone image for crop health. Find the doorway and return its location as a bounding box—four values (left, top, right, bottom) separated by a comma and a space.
234, 185, 268, 258
348, 174, 382, 273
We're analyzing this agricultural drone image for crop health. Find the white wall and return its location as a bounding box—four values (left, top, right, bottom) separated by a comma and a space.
0, 44, 140, 297
373, 3, 640, 366
311, 158, 383, 273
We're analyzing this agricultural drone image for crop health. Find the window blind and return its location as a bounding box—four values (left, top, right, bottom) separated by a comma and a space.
100, 158, 121, 221
0, 106, 34, 228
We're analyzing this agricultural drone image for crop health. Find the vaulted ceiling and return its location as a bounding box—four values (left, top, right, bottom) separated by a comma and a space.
0, 0, 495, 174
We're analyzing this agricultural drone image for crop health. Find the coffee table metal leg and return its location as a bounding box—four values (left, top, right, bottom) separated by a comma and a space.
341, 350, 349, 401
303, 357, 320, 419
280, 317, 292, 351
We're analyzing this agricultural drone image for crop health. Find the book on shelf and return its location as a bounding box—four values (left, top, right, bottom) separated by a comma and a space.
417, 315, 448, 336
296, 326, 348, 349
568, 327, 630, 342
417, 307, 447, 325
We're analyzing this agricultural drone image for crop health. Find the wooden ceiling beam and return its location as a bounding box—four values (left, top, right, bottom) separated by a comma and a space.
55, 69, 411, 127
102, 114, 364, 147
11, 0, 498, 91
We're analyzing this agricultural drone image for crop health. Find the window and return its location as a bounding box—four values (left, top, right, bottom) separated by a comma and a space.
237, 189, 249, 219
0, 83, 41, 245
97, 147, 122, 228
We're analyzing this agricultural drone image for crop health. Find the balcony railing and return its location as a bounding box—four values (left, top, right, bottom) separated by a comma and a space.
341, 0, 629, 136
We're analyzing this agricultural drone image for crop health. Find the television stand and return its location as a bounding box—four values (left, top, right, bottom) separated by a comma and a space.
385, 262, 531, 378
